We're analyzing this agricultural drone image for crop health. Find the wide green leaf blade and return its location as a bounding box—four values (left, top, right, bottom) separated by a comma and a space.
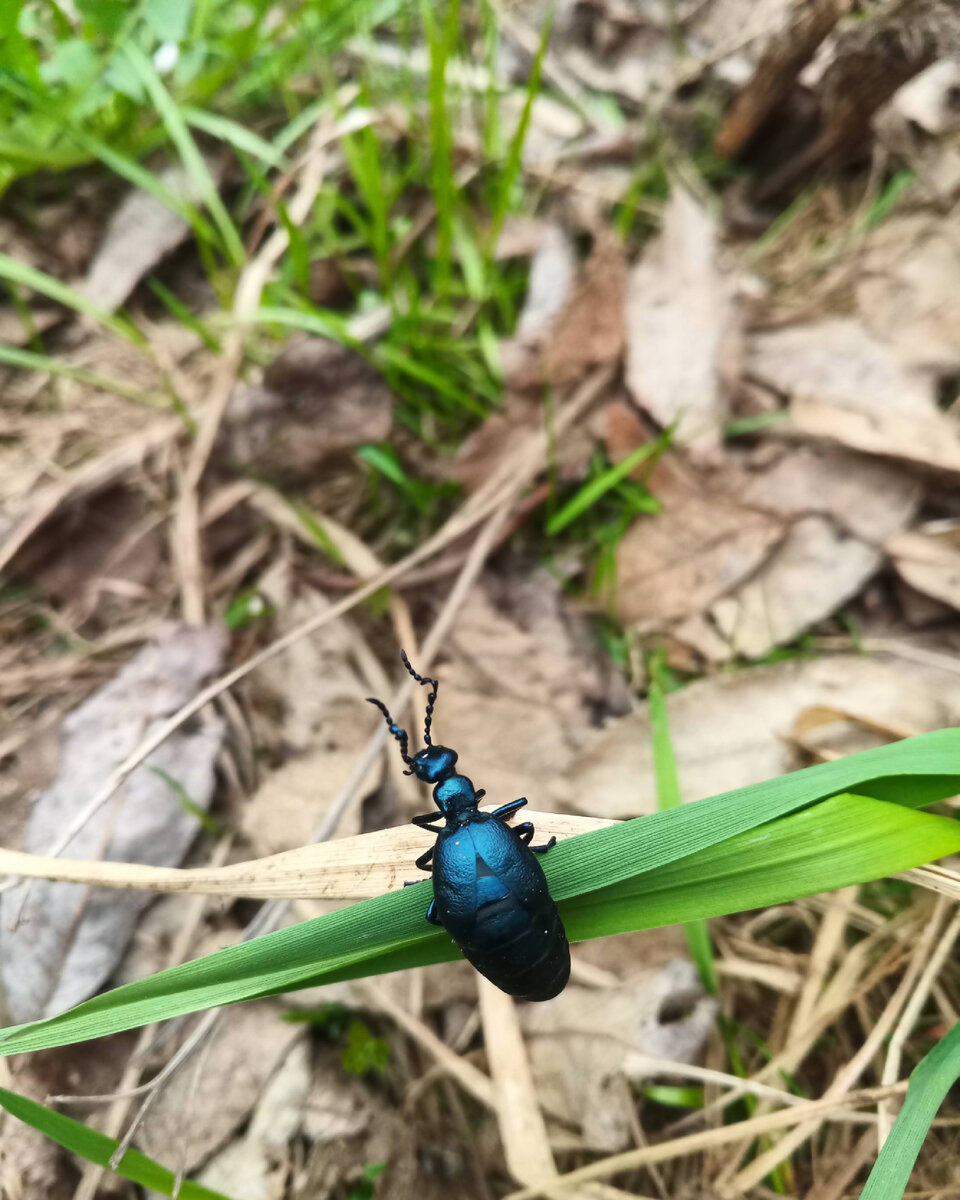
563, 793, 960, 939
859, 1020, 960, 1200
2, 730, 959, 1056
0, 1087, 233, 1199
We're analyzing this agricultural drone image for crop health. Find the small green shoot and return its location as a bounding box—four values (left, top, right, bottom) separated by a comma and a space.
642, 1084, 704, 1109
341, 1019, 390, 1076
348, 1161, 387, 1200
547, 434, 668, 536
224, 590, 274, 631
148, 767, 223, 837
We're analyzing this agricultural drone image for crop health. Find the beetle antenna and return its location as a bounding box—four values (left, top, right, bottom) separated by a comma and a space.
367, 697, 412, 767
400, 650, 439, 747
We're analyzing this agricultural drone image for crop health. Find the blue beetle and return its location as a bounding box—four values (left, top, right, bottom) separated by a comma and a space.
368, 652, 570, 1001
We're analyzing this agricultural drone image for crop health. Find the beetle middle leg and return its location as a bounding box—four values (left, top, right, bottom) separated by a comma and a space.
514, 821, 557, 854
491, 796, 527, 822
415, 846, 435, 872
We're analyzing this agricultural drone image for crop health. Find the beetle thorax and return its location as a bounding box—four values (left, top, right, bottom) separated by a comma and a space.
434, 773, 478, 821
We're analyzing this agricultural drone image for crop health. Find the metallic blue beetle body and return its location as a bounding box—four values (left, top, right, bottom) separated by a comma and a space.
369, 654, 570, 1002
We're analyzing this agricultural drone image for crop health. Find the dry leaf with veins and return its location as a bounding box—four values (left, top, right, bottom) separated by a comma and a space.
625, 186, 742, 458
0, 624, 225, 1023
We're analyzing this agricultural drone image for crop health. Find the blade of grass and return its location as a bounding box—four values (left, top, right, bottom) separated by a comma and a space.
0, 344, 167, 406
547, 433, 669, 535
0, 1087, 234, 1200
648, 661, 718, 994
486, 6, 553, 253
858, 1020, 960, 1200
181, 106, 290, 169
2, 731, 960, 1057
122, 43, 246, 266
0, 255, 143, 346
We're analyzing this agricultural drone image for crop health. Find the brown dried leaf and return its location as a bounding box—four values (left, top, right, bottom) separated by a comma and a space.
195, 1039, 312, 1200
505, 231, 628, 389
139, 1003, 303, 1177
615, 461, 784, 627
521, 958, 718, 1152
217, 337, 392, 480
746, 317, 937, 418
0, 624, 225, 1023
547, 653, 960, 820
888, 526, 960, 611
625, 187, 742, 457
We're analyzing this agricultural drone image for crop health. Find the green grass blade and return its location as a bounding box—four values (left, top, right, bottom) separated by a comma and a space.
547, 435, 668, 535
859, 1020, 960, 1200
649, 670, 718, 993
1, 731, 960, 1057
0, 1087, 234, 1199
0, 255, 143, 345
122, 43, 246, 266
181, 106, 290, 169
0, 344, 167, 406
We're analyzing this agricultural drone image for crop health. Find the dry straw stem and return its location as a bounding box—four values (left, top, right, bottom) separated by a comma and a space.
0, 810, 612, 899
878, 903, 960, 1145
6, 362, 614, 880
723, 897, 950, 1196
501, 1084, 910, 1200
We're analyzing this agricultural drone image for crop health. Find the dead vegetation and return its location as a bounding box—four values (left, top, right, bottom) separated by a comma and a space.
3, 1, 960, 1198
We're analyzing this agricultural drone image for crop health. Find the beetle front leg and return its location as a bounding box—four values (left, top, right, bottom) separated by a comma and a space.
491, 796, 527, 822
412, 811, 444, 833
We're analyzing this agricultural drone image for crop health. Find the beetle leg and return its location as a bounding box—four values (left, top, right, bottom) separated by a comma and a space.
415, 846, 435, 872
474, 788, 486, 802
514, 821, 535, 843
425, 899, 442, 925
412, 812, 444, 833
491, 796, 527, 822
531, 836, 557, 855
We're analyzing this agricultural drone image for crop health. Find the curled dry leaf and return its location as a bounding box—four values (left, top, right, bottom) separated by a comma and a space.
83, 164, 209, 313
749, 316, 960, 471
888, 526, 960, 613
546, 653, 960, 820
521, 958, 718, 1152
217, 337, 392, 481
617, 443, 917, 656
625, 186, 742, 458
0, 624, 225, 1023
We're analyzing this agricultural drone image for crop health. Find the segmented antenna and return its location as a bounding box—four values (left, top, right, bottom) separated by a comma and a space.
400, 650, 439, 746
366, 697, 412, 765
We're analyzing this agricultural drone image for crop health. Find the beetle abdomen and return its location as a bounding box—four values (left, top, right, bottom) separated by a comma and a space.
434, 820, 570, 1002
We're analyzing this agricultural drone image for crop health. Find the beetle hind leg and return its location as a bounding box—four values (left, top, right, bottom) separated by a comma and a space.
425, 899, 441, 925
515, 821, 556, 854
